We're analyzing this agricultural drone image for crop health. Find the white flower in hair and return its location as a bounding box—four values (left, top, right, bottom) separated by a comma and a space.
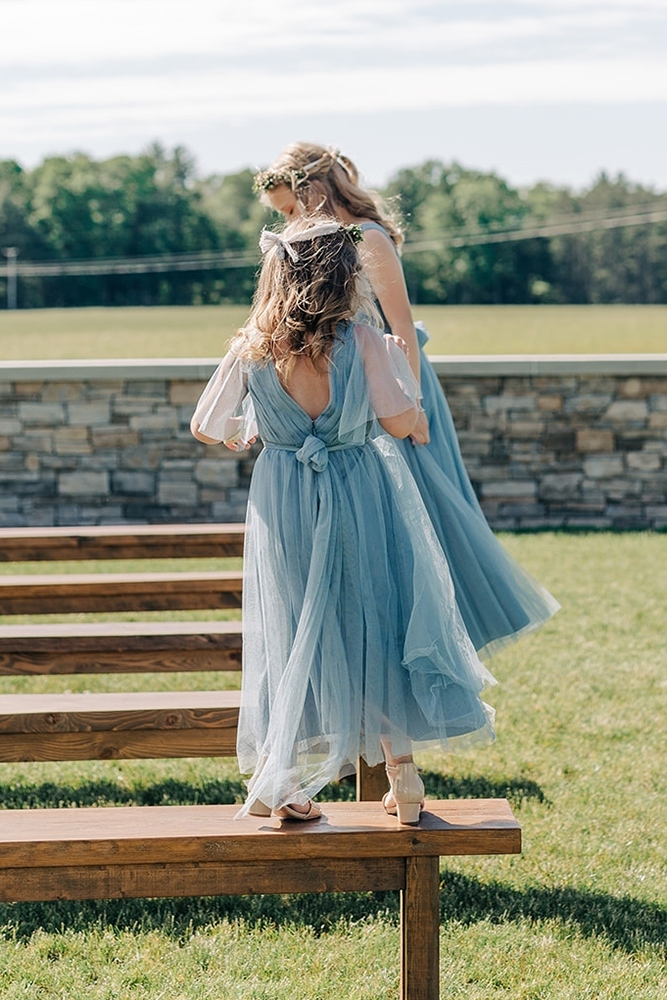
259, 222, 343, 262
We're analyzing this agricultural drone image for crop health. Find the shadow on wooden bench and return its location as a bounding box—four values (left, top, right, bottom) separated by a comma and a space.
0, 797, 521, 1000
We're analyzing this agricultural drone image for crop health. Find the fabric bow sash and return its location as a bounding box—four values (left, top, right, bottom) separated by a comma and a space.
295, 434, 329, 472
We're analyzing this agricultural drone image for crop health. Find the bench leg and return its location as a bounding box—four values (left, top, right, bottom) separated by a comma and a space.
401, 855, 440, 1000
356, 757, 388, 801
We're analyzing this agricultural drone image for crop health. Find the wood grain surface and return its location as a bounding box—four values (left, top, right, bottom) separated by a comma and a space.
0, 571, 243, 613
0, 728, 239, 761
401, 855, 440, 1000
0, 523, 246, 561
0, 620, 242, 674
0, 857, 406, 902
0, 689, 242, 759
0, 799, 521, 869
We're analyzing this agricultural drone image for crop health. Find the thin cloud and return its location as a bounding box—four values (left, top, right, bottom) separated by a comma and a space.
3, 59, 666, 141
1, 0, 664, 65
0, 0, 664, 185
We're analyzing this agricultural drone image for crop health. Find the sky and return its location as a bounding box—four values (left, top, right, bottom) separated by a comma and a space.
1, 0, 666, 191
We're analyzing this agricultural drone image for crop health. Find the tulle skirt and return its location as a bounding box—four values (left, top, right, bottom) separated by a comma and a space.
237, 436, 496, 816
392, 324, 560, 659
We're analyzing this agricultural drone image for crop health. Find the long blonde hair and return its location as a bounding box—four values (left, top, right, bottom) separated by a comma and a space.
254, 142, 404, 250
231, 216, 378, 381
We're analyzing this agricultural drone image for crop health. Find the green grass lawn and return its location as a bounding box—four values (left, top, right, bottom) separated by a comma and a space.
0, 533, 666, 998
0, 304, 665, 359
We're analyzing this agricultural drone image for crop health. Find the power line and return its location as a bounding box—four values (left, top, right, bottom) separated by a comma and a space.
13, 249, 260, 278
2, 205, 666, 284
401, 207, 667, 253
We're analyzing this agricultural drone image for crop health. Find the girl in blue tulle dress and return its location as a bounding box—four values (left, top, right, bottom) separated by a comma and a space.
192, 217, 496, 824
255, 143, 560, 660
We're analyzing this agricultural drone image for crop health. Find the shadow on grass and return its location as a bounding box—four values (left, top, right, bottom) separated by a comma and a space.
0, 771, 662, 957
0, 769, 545, 811
1, 873, 664, 960
0, 777, 248, 810
439, 871, 667, 960
0, 771, 667, 959
421, 771, 548, 807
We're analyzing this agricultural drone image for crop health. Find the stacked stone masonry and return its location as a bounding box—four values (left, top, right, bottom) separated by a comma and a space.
0, 356, 665, 529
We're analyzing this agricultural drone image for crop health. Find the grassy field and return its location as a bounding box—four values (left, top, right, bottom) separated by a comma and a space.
0, 304, 665, 359
0, 533, 666, 998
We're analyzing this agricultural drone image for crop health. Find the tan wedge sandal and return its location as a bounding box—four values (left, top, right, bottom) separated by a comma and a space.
274, 800, 322, 821
382, 762, 425, 826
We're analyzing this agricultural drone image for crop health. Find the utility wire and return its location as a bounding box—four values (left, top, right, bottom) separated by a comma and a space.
4, 205, 667, 278
402, 207, 667, 253
14, 250, 259, 278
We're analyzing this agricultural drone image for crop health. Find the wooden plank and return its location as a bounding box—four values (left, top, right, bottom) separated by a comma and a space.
357, 759, 389, 801
0, 689, 242, 733
0, 799, 521, 868
401, 855, 440, 1000
0, 571, 243, 614
0, 621, 242, 674
0, 857, 406, 903
0, 689, 240, 731
0, 727, 239, 761
0, 523, 246, 562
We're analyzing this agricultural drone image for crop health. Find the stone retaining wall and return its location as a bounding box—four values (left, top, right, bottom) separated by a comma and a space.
439, 356, 667, 530
1, 356, 665, 530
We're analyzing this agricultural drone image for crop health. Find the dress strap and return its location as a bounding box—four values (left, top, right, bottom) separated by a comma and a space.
359, 221, 399, 256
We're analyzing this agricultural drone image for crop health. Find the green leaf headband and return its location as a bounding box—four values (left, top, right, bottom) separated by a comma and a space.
253, 147, 347, 193
253, 168, 308, 193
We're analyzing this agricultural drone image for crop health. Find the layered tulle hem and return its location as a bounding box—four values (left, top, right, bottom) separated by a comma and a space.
235, 700, 496, 820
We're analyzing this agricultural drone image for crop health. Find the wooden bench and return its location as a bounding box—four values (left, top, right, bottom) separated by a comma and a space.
0, 525, 518, 997
0, 523, 246, 562
0, 523, 388, 796
0, 620, 242, 674
0, 797, 521, 1000
0, 524, 245, 764
0, 569, 243, 614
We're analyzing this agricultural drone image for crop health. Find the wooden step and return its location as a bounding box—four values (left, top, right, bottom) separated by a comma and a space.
0, 570, 244, 614
0, 620, 242, 674
0, 798, 521, 901
0, 523, 245, 562
0, 689, 241, 761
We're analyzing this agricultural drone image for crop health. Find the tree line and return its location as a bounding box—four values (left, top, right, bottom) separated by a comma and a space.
1, 143, 666, 308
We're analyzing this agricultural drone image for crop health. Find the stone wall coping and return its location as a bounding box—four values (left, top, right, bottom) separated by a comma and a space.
1, 354, 667, 382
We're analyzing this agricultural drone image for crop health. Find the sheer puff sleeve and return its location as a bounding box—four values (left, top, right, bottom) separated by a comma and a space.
191, 351, 257, 446
354, 323, 421, 418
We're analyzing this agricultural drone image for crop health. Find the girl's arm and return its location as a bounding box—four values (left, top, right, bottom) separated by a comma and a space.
191, 425, 222, 445
358, 228, 429, 445
379, 405, 419, 440
190, 352, 257, 449
356, 323, 419, 439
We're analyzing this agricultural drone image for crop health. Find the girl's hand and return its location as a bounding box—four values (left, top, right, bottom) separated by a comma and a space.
410, 409, 430, 446
223, 435, 257, 452
385, 333, 409, 356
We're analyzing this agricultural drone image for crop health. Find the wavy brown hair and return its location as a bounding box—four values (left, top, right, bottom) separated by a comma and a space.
255, 141, 404, 249
231, 216, 379, 381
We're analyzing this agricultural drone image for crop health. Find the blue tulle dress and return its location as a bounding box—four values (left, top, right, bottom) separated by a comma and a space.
360, 222, 560, 659
194, 322, 496, 815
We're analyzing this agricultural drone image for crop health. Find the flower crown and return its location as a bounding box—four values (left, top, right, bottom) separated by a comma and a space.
253, 147, 346, 193
253, 168, 308, 193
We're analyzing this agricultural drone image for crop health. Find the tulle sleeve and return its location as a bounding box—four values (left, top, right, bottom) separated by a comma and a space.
192, 351, 258, 445
354, 323, 421, 417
